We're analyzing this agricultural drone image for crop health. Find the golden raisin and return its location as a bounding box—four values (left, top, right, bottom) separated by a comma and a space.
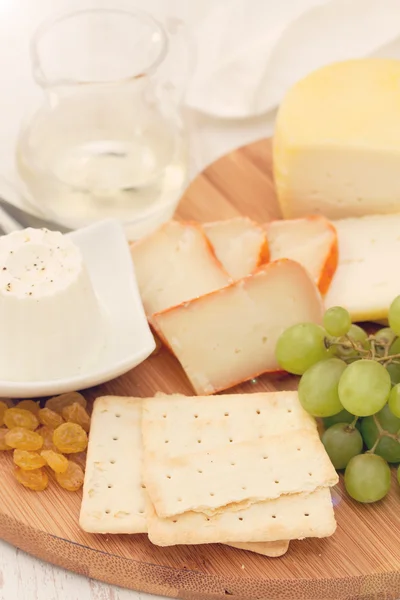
55, 460, 84, 491
14, 467, 48, 491
4, 408, 39, 431
36, 426, 56, 451
38, 408, 64, 429
62, 403, 90, 432
46, 392, 87, 415
0, 428, 11, 451
53, 423, 87, 454
0, 398, 14, 408
13, 449, 46, 470
0, 401, 8, 427
41, 450, 68, 474
6, 428, 43, 451
17, 400, 40, 415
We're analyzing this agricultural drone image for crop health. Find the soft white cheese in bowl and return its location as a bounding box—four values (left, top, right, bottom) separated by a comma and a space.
0, 228, 105, 381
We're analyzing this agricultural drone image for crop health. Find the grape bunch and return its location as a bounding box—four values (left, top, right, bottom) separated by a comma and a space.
276, 298, 400, 504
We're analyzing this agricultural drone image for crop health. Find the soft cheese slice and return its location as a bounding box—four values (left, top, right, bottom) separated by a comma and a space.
152, 259, 323, 395
325, 213, 400, 321
273, 58, 400, 219
130, 220, 230, 316
265, 216, 338, 294
203, 217, 269, 280
0, 228, 104, 381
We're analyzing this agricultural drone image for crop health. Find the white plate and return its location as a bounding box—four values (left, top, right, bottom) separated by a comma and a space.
0, 219, 155, 398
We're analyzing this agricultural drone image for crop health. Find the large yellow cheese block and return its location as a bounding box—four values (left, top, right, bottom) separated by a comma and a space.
273, 58, 400, 219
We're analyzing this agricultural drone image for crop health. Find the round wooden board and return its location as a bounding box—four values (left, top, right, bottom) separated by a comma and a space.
1, 139, 399, 600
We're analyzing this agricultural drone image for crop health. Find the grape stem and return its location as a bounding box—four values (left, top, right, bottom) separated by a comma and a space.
325, 334, 400, 364
346, 416, 359, 431
366, 414, 400, 455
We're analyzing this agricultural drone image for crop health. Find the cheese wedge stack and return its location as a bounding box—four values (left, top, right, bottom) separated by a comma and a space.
80, 393, 338, 554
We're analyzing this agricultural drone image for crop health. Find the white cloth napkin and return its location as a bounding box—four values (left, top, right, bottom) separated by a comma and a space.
185, 0, 400, 119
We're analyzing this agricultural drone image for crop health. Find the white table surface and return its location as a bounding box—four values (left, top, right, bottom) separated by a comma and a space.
0, 1, 274, 599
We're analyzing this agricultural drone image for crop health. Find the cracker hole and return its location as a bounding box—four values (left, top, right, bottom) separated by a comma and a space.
229, 438, 233, 443
198, 469, 203, 474
178, 497, 183, 502
115, 413, 121, 418
110, 460, 116, 465
165, 440, 169, 444
287, 409, 292, 413
224, 412, 229, 417
274, 480, 279, 484
206, 517, 210, 522
172, 520, 177, 523
304, 513, 310, 517
238, 517, 243, 521
166, 475, 172, 479
141, 484, 146, 489
241, 486, 247, 491
256, 410, 260, 415
210, 492, 215, 497
105, 509, 111, 514
162, 414, 167, 419
112, 436, 118, 441
297, 448, 301, 452
308, 472, 312, 476
138, 510, 145, 514
272, 515, 276, 519
263, 456, 268, 460
197, 439, 202, 444
194, 414, 199, 419
107, 484, 113, 489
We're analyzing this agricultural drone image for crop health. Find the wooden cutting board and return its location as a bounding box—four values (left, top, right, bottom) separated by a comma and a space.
0, 139, 399, 600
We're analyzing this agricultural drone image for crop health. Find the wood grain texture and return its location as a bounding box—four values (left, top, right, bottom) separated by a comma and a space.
0, 139, 399, 600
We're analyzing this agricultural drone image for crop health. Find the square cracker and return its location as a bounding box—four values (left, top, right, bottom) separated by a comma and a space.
80, 395, 291, 558
143, 427, 338, 518
79, 396, 147, 534
146, 487, 336, 546
143, 391, 316, 459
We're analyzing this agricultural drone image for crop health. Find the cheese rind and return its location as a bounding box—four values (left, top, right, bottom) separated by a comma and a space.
203, 217, 269, 280
0, 228, 104, 381
273, 58, 400, 219
265, 216, 338, 294
130, 220, 230, 316
152, 259, 323, 395
325, 213, 400, 321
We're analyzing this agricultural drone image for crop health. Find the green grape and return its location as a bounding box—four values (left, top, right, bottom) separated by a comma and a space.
275, 323, 330, 375
338, 360, 391, 417
389, 384, 400, 418
323, 408, 355, 428
389, 337, 400, 356
344, 453, 391, 503
374, 328, 396, 356
389, 296, 400, 336
323, 306, 351, 337
298, 358, 346, 417
361, 404, 400, 462
322, 423, 363, 469
334, 324, 370, 361
386, 362, 400, 386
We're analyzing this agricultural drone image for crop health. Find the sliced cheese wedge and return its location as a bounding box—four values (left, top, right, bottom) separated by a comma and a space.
325, 213, 400, 321
130, 220, 231, 316
152, 259, 323, 395
265, 216, 338, 294
203, 217, 269, 280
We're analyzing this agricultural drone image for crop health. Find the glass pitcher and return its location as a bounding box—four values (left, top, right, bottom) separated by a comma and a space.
16, 8, 190, 240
